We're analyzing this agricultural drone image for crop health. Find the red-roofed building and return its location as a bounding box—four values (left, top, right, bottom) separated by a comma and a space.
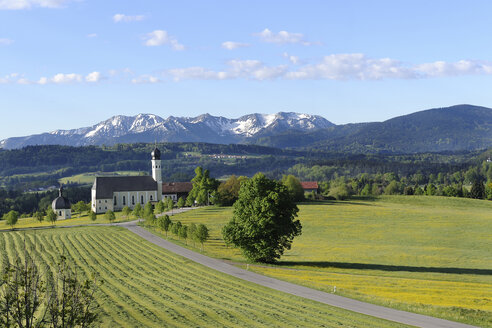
162, 182, 193, 201
301, 181, 319, 194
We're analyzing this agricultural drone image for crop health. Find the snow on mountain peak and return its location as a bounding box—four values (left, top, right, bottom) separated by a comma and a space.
0, 112, 334, 149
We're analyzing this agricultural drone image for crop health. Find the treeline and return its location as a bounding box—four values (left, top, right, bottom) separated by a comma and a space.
0, 186, 91, 218
0, 143, 307, 189
317, 161, 492, 201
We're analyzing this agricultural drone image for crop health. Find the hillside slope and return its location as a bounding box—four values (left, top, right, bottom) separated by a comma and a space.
257, 105, 492, 153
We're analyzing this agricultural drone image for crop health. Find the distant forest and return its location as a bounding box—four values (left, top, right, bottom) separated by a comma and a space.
0, 142, 491, 217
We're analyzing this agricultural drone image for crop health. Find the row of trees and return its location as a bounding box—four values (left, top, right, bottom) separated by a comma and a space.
322, 173, 492, 201
96, 200, 210, 251
2, 209, 59, 229
143, 213, 210, 251
0, 186, 91, 219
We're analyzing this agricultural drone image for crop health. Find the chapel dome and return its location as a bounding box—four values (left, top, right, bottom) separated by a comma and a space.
52, 186, 71, 210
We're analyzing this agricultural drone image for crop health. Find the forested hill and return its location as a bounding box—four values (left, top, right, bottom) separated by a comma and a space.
0, 143, 314, 189
256, 105, 492, 153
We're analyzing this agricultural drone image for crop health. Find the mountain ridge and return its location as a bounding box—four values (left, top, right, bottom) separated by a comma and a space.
0, 112, 333, 149
255, 104, 492, 153
2, 104, 492, 153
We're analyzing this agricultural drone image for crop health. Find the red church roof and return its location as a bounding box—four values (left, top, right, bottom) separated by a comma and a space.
300, 181, 318, 190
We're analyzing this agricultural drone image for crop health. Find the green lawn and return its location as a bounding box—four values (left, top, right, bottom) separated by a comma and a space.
0, 227, 408, 328
167, 196, 492, 327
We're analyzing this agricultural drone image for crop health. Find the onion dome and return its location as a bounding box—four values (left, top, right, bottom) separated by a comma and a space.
52, 186, 71, 210
151, 147, 161, 160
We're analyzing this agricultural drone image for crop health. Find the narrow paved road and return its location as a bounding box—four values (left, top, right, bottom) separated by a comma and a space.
119, 221, 476, 328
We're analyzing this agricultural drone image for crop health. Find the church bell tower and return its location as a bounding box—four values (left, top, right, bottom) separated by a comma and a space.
151, 146, 162, 201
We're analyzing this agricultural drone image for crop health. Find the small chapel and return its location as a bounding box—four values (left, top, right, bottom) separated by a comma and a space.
91, 147, 163, 214
52, 185, 72, 219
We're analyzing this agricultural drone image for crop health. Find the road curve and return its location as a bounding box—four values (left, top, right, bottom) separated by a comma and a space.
120, 222, 476, 328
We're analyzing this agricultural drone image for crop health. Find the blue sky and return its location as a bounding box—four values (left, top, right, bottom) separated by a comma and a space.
1, 0, 492, 140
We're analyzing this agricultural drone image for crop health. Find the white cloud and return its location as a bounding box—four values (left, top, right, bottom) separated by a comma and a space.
221, 41, 250, 50
415, 60, 492, 77
109, 67, 134, 77
4, 56, 492, 86
37, 77, 49, 85
0, 38, 13, 45
85, 71, 102, 82
113, 13, 145, 23
131, 75, 160, 84
283, 52, 299, 64
167, 67, 227, 81
256, 28, 314, 45
166, 59, 286, 81
17, 78, 31, 84
143, 30, 184, 50
52, 73, 82, 83
86, 33, 97, 38
0, 0, 71, 10
0, 73, 20, 83
37, 73, 83, 84
285, 54, 416, 80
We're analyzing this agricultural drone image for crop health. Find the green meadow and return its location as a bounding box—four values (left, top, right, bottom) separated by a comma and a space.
59, 171, 142, 185
168, 196, 492, 327
0, 227, 407, 328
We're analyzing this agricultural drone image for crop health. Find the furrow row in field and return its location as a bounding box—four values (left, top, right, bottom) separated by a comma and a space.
110, 230, 299, 326
89, 230, 293, 327
87, 232, 249, 327
113, 229, 336, 327
114, 228, 395, 328
78, 232, 214, 328
59, 232, 142, 328
66, 232, 164, 328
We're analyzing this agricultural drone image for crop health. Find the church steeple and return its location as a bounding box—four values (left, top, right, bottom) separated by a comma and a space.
151, 145, 163, 201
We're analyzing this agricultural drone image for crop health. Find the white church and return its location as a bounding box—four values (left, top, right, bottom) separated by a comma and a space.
91, 147, 163, 214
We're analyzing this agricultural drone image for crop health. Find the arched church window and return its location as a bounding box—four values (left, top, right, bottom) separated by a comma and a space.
132, 196, 135, 205
150, 195, 153, 201
141, 195, 144, 204
123, 196, 126, 205
114, 196, 117, 205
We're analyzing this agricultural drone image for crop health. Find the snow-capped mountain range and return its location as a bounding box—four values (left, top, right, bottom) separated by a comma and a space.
0, 112, 333, 149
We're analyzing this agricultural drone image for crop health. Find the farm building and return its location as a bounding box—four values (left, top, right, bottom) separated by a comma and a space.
162, 182, 193, 201
301, 181, 319, 194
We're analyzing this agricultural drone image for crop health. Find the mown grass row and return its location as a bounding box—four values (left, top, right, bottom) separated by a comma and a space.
168, 196, 492, 327
0, 227, 407, 327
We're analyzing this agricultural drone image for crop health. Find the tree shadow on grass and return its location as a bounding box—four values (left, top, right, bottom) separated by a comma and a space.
276, 261, 492, 276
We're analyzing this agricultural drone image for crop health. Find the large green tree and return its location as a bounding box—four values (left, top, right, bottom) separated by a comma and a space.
222, 173, 301, 263
186, 167, 219, 206
281, 175, 305, 202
